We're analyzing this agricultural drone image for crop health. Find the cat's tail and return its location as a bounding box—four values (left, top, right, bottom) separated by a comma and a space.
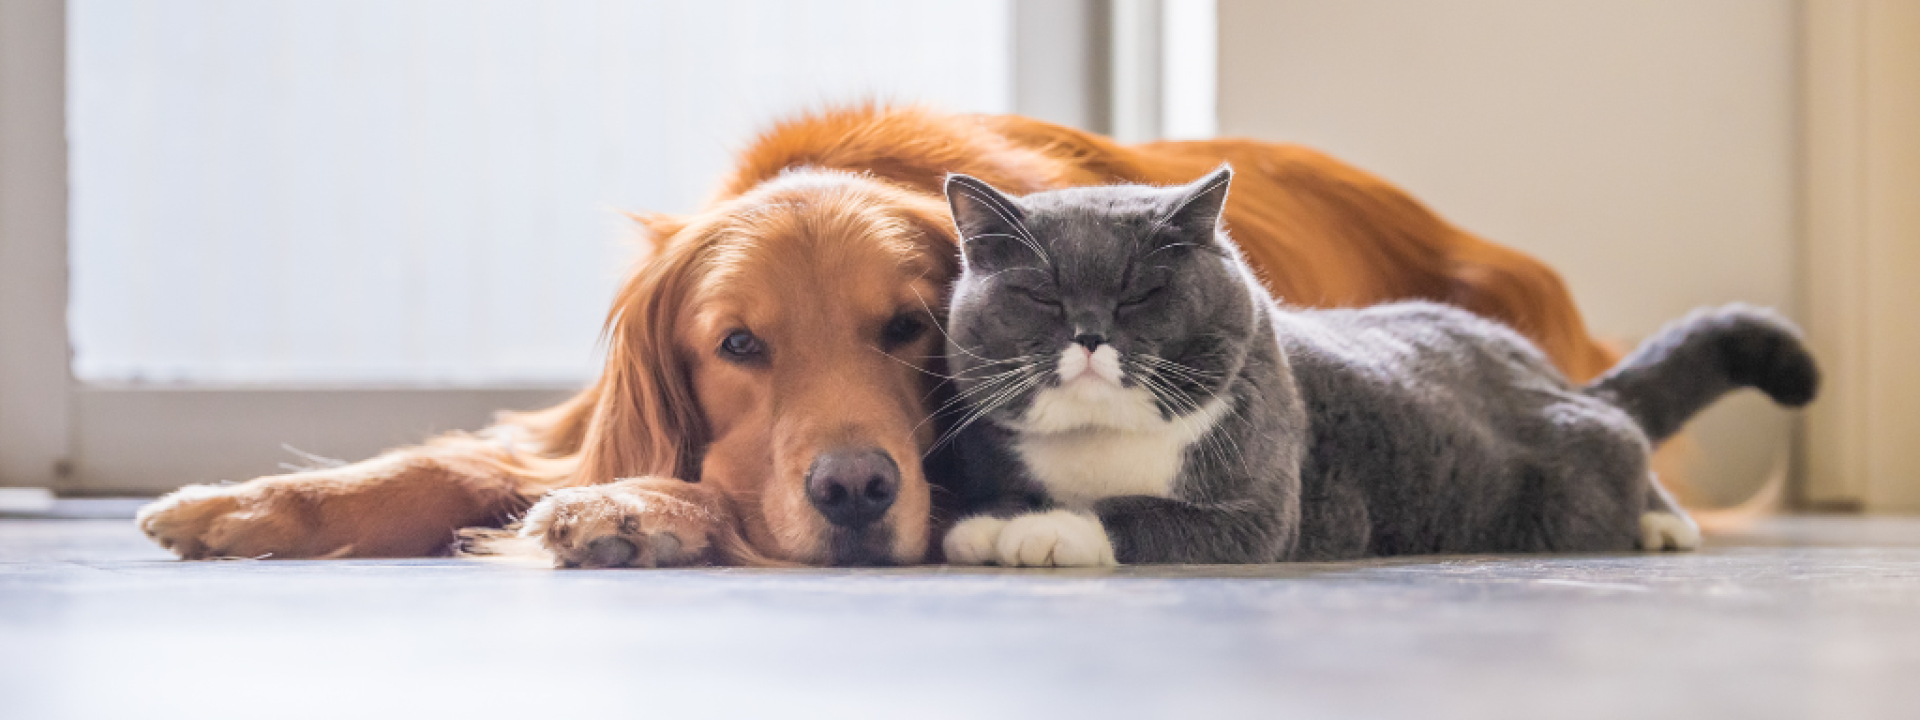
1584, 304, 1818, 447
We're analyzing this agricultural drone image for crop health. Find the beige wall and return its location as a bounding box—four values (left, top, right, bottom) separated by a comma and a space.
0, 0, 71, 488
1217, 0, 1799, 506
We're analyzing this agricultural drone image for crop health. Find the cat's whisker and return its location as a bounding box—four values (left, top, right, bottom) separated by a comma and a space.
1130, 356, 1217, 380
1176, 378, 1247, 469
1127, 356, 1235, 483
918, 367, 1035, 425
1138, 241, 1207, 263
942, 366, 1044, 408
908, 286, 999, 366
911, 363, 1046, 437
940, 362, 1052, 408
896, 355, 1044, 386
1128, 360, 1241, 472
1135, 358, 1239, 465
867, 348, 1048, 411
1133, 353, 1219, 373
1131, 366, 1226, 470
914, 350, 1053, 436
896, 351, 1043, 365
867, 345, 962, 382
964, 231, 1051, 265
957, 363, 1046, 382
916, 368, 1018, 410
969, 265, 1051, 285
925, 370, 1049, 456
1133, 353, 1225, 380
1128, 357, 1221, 406
954, 354, 1052, 371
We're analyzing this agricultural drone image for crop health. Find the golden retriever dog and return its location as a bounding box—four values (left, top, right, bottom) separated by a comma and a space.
138, 105, 1618, 567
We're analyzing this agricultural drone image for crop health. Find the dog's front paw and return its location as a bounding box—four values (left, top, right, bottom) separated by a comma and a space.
1638, 511, 1701, 552
137, 484, 242, 559
137, 483, 308, 559
943, 516, 1010, 565
522, 482, 711, 568
993, 510, 1116, 568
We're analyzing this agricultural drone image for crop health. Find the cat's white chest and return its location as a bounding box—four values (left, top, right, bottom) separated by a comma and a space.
1015, 424, 1196, 508
1012, 366, 1231, 509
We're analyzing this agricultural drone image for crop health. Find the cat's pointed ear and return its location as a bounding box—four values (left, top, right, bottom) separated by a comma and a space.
1162, 164, 1234, 244
944, 174, 1027, 262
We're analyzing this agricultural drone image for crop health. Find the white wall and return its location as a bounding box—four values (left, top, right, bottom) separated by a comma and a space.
66, 0, 1013, 386
1217, 0, 1799, 505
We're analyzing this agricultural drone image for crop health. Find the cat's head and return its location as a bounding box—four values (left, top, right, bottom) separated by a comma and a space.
940, 166, 1260, 436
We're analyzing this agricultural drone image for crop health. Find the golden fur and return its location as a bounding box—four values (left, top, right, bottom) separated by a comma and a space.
139, 105, 1625, 566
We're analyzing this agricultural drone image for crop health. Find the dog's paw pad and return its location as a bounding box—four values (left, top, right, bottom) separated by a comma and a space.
1639, 511, 1702, 552
523, 487, 705, 568
943, 516, 1009, 565
994, 510, 1116, 568
585, 536, 639, 567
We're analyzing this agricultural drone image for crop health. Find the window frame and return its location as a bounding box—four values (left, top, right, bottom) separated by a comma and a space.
0, 0, 1124, 494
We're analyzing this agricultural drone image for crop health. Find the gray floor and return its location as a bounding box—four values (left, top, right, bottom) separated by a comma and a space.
3, 514, 1918, 720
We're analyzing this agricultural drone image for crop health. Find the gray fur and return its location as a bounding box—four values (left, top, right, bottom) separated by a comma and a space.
940, 167, 1819, 563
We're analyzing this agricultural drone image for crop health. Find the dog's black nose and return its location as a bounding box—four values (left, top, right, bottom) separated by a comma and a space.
1074, 333, 1106, 351
806, 448, 899, 528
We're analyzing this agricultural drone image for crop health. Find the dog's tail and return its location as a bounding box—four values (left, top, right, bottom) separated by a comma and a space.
1584, 304, 1819, 447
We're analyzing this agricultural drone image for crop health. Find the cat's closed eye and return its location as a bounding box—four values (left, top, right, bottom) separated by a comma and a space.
1011, 285, 1061, 307
1120, 286, 1164, 308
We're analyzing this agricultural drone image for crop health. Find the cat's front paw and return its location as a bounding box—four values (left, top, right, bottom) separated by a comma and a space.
995, 510, 1117, 567
943, 516, 1010, 565
1638, 511, 1701, 552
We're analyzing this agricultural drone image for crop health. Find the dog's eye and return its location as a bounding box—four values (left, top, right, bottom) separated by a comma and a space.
881, 314, 928, 348
1120, 287, 1163, 308
718, 330, 766, 362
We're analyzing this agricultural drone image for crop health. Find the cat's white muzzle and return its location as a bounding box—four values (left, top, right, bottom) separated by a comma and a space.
1056, 344, 1125, 386
1018, 343, 1167, 434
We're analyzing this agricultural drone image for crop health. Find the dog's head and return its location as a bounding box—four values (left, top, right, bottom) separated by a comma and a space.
577, 171, 958, 565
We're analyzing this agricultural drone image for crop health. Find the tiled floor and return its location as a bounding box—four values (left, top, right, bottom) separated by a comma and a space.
3, 514, 1917, 719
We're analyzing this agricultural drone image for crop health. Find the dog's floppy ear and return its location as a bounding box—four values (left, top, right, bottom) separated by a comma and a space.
574, 239, 709, 484
890, 189, 964, 276
621, 211, 689, 259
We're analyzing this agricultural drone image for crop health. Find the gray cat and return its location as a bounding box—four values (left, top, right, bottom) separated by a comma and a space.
936, 166, 1818, 566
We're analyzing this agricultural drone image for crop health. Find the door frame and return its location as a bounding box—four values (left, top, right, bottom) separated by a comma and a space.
1799, 0, 1920, 513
